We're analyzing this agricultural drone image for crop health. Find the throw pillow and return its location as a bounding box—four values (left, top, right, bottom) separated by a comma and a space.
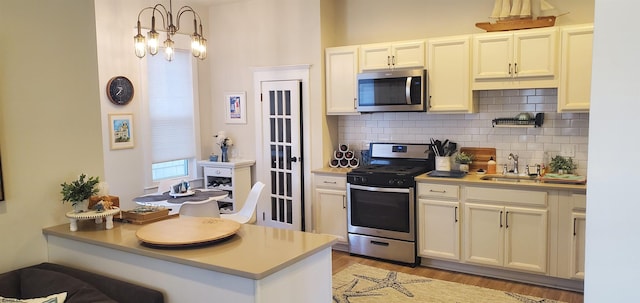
19, 269, 116, 303
0, 292, 66, 303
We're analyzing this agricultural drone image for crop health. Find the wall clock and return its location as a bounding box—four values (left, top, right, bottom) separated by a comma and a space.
106, 76, 134, 105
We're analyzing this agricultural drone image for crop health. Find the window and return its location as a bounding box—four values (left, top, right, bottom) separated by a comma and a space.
145, 35, 199, 182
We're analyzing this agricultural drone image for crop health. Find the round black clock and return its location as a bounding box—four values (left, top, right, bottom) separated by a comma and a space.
106, 76, 134, 105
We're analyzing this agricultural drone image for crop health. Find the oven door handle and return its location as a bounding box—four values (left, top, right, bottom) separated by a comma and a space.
349, 184, 410, 194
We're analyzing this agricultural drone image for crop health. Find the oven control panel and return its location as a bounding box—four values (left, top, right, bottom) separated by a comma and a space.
347, 174, 414, 187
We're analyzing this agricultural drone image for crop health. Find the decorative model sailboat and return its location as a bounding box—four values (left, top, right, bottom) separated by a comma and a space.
476, 0, 557, 32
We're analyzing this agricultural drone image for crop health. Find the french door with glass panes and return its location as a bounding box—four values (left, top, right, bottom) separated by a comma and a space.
260, 80, 302, 230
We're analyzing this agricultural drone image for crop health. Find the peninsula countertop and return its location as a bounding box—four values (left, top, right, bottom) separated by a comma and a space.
42, 219, 338, 280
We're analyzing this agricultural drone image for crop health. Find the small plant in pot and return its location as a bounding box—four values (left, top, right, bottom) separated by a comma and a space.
455, 152, 474, 172
549, 155, 576, 175
60, 174, 100, 212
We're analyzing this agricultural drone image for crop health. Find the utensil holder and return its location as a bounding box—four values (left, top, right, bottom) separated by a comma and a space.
435, 156, 451, 171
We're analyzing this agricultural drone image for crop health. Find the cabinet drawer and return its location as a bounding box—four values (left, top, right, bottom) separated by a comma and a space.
466, 186, 547, 206
314, 174, 346, 189
204, 167, 232, 178
418, 183, 459, 200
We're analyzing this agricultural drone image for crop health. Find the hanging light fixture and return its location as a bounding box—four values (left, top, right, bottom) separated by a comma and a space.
134, 0, 207, 61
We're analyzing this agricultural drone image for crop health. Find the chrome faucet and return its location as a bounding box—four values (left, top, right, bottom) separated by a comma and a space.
508, 153, 519, 175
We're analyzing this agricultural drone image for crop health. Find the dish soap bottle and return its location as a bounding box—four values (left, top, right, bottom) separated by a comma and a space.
487, 157, 497, 174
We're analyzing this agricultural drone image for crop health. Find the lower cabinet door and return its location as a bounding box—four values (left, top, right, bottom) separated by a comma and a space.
464, 203, 504, 267
315, 187, 347, 243
503, 206, 548, 273
418, 199, 460, 260
570, 212, 586, 279
464, 203, 548, 274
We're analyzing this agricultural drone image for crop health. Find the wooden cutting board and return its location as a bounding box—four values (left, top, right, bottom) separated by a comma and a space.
460, 147, 496, 172
136, 216, 241, 247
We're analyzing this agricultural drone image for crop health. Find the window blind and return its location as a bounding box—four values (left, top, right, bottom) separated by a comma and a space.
147, 48, 196, 163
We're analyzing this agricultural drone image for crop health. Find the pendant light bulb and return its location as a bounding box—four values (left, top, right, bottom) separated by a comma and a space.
198, 37, 207, 60
134, 21, 146, 58
148, 30, 160, 56
191, 34, 201, 57
164, 36, 175, 61
147, 15, 159, 56
190, 17, 200, 57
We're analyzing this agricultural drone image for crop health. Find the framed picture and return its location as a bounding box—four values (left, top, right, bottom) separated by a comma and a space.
108, 113, 134, 150
224, 92, 247, 124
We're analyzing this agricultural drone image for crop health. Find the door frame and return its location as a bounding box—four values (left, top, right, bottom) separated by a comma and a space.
253, 65, 311, 230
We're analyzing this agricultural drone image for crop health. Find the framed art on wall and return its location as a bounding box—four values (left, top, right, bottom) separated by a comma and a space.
224, 92, 247, 124
108, 113, 134, 150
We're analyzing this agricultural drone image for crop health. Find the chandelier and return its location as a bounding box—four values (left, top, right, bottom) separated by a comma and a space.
134, 0, 207, 61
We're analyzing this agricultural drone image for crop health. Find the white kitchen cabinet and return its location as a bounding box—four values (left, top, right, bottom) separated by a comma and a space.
426, 35, 475, 113
313, 173, 348, 247
472, 27, 558, 90
558, 24, 594, 112
198, 160, 254, 213
325, 46, 360, 115
558, 193, 586, 280
360, 40, 425, 70
417, 183, 461, 261
464, 187, 548, 274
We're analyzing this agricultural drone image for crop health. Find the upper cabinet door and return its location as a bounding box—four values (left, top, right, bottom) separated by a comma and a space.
472, 32, 513, 80
514, 29, 558, 78
472, 27, 559, 90
360, 40, 425, 71
391, 40, 425, 69
427, 35, 475, 113
325, 46, 360, 115
558, 24, 594, 112
360, 43, 393, 70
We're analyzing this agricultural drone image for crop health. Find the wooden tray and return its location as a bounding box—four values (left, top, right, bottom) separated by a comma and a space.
460, 147, 496, 172
136, 217, 241, 247
122, 208, 170, 224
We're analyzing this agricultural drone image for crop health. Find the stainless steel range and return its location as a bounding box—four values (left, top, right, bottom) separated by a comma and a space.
346, 142, 435, 265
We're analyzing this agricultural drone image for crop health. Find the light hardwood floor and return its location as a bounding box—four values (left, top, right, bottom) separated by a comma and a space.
332, 250, 584, 303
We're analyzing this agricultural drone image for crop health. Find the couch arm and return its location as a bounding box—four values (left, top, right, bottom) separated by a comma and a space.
29, 263, 164, 303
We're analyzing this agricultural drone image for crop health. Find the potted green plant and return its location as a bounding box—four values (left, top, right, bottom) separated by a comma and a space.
549, 155, 576, 174
60, 174, 100, 212
455, 152, 474, 172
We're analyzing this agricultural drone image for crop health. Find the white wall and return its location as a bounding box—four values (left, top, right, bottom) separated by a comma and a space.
207, 0, 324, 166
329, 0, 595, 46
0, 0, 104, 272
584, 1, 640, 301
207, 0, 325, 230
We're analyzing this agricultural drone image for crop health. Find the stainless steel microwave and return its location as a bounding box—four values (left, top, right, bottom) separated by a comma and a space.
356, 69, 427, 112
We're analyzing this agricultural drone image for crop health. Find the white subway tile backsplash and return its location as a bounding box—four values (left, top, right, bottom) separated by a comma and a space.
338, 89, 589, 175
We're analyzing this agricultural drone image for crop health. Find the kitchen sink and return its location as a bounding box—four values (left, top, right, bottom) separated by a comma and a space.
479, 174, 540, 183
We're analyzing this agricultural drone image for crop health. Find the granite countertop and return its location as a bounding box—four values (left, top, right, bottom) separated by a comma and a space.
43, 220, 337, 280
416, 171, 587, 191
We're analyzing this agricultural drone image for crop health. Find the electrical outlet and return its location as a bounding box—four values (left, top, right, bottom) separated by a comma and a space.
560, 145, 576, 157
